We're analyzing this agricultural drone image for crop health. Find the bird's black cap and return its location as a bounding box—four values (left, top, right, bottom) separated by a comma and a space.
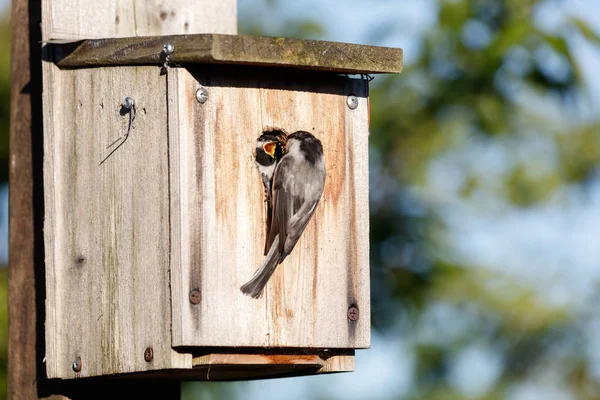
289, 131, 323, 166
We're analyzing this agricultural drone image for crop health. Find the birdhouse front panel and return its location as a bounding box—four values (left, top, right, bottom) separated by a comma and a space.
168, 68, 371, 349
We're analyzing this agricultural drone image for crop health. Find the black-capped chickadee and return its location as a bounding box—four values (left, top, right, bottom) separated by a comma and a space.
241, 131, 326, 298
255, 129, 287, 254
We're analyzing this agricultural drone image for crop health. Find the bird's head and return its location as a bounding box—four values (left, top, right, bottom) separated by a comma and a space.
256, 129, 287, 165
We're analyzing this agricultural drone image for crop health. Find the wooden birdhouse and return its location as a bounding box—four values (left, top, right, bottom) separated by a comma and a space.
41, 2, 402, 381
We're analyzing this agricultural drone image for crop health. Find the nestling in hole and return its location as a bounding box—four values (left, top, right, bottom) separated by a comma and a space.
254, 128, 288, 254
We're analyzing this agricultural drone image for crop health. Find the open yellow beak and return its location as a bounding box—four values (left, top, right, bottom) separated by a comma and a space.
263, 142, 277, 158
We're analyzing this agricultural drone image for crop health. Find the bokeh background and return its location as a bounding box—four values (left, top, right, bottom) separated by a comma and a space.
2, 0, 600, 399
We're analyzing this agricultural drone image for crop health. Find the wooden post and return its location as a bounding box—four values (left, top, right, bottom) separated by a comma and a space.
9, 0, 237, 398
8, 0, 47, 398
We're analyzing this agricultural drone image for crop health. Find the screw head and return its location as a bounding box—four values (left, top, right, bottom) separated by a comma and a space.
144, 347, 154, 362
347, 95, 359, 110
122, 96, 135, 109
347, 306, 359, 321
72, 356, 82, 372
195, 87, 209, 104
189, 289, 201, 304
163, 43, 175, 55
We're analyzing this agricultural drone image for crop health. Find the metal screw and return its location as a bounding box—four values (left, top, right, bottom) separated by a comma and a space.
189, 289, 201, 304
122, 96, 135, 109
72, 356, 82, 372
347, 306, 359, 321
195, 87, 209, 104
346, 95, 359, 110
163, 43, 175, 55
144, 347, 154, 362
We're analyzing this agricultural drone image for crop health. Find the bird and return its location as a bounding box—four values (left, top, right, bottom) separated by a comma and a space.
255, 129, 287, 205
241, 130, 326, 299
254, 129, 288, 254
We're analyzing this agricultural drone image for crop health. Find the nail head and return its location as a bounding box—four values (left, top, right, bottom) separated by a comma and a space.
195, 87, 209, 104
347, 95, 359, 110
144, 347, 154, 362
122, 97, 135, 109
347, 306, 359, 321
189, 289, 201, 304
163, 43, 175, 55
72, 356, 82, 372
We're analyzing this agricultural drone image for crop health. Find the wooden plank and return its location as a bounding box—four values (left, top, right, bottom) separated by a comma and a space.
42, 66, 191, 379
193, 353, 323, 367
189, 351, 354, 380
169, 68, 371, 349
8, 0, 57, 397
42, 0, 236, 40
69, 350, 353, 381
49, 34, 403, 74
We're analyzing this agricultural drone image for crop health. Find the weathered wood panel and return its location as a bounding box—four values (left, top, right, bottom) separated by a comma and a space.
8, 0, 58, 397
51, 34, 404, 74
41, 0, 236, 384
169, 68, 371, 349
42, 0, 236, 40
190, 351, 354, 380
42, 65, 191, 379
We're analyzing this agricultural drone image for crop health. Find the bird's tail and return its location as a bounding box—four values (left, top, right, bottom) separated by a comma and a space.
240, 236, 281, 299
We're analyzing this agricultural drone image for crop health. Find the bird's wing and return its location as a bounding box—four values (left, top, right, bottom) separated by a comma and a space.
264, 201, 273, 255
265, 157, 294, 255
267, 159, 323, 258
261, 174, 273, 255
283, 199, 319, 255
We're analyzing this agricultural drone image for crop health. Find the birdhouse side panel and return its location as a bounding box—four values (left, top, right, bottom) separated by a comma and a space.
43, 65, 190, 379
169, 69, 370, 349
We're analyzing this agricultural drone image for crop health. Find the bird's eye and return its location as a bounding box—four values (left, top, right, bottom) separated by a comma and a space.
263, 142, 277, 158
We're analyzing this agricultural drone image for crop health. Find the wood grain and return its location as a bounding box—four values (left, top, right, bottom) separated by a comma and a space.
42, 0, 236, 41
40, 0, 237, 384
42, 66, 191, 379
169, 68, 371, 350
190, 351, 354, 380
42, 64, 365, 380
50, 34, 404, 75
8, 0, 56, 397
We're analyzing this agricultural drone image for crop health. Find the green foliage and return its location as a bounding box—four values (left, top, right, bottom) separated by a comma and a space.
571, 17, 600, 46
235, 1, 600, 399
181, 381, 242, 400
369, 1, 600, 397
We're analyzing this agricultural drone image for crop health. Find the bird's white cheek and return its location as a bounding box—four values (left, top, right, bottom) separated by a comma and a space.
263, 164, 276, 176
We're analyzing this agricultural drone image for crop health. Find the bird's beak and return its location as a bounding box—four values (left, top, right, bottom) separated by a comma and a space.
263, 142, 277, 158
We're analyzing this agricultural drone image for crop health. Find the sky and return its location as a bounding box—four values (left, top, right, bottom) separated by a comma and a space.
3, 0, 600, 398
